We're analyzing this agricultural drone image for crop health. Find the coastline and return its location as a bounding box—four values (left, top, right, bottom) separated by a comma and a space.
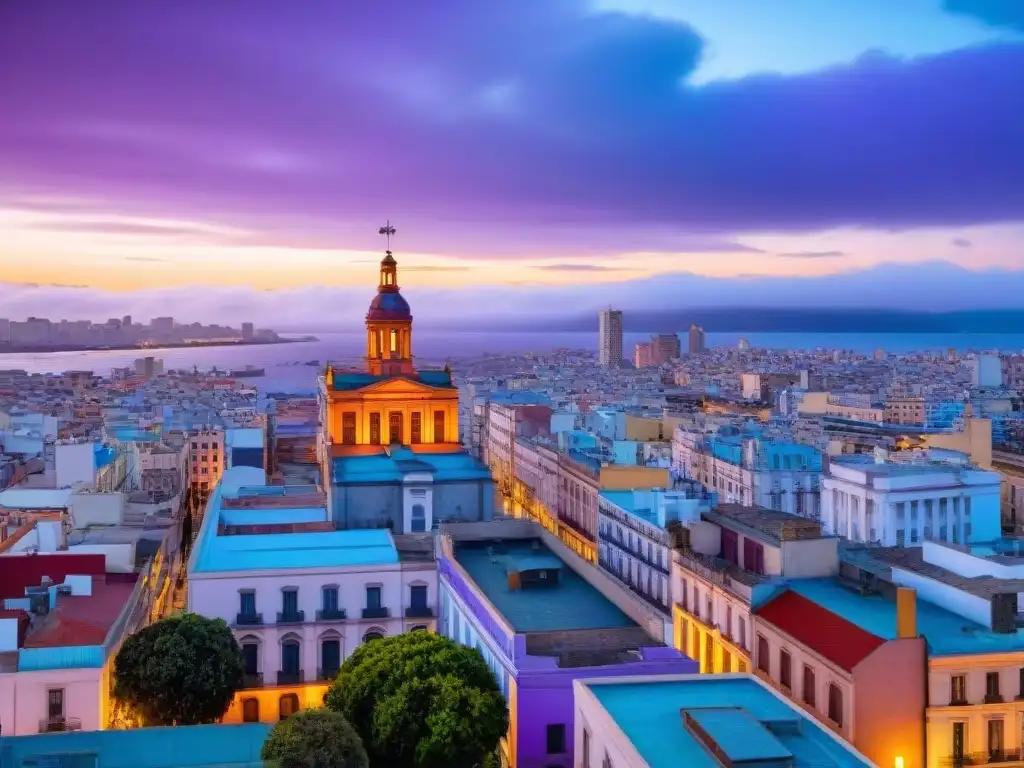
0, 336, 317, 355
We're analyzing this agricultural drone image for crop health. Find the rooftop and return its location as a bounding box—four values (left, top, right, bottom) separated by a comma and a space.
586, 675, 873, 768
0, 487, 73, 510
0, 722, 270, 768
332, 446, 492, 484
786, 578, 1024, 657
190, 467, 400, 574
703, 503, 826, 544
454, 539, 635, 633
23, 574, 139, 649
330, 368, 454, 391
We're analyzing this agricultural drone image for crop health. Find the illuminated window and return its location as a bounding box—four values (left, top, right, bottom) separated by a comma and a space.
390, 329, 397, 352
342, 413, 356, 444
410, 412, 422, 444
369, 413, 381, 445
388, 412, 403, 444
433, 410, 446, 443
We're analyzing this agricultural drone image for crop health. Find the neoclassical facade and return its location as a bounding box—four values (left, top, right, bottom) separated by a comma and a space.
318, 234, 494, 532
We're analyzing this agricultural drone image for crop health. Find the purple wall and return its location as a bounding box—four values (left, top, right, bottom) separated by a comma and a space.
439, 554, 698, 768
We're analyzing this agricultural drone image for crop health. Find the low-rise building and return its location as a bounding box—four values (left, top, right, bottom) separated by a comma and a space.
437, 519, 696, 768
574, 673, 875, 768
187, 466, 438, 725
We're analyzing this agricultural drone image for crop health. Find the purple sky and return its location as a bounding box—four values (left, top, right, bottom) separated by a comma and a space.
1, 0, 1023, 325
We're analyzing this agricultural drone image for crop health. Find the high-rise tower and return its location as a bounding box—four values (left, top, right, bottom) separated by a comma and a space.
599, 309, 624, 367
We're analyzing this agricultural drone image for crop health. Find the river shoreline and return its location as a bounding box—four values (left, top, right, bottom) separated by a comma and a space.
0, 336, 317, 355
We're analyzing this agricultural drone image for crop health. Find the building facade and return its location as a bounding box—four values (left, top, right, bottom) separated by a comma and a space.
598, 309, 623, 367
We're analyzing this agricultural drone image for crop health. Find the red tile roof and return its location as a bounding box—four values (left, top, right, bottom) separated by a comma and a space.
754, 589, 886, 672
23, 575, 138, 648
0, 553, 107, 600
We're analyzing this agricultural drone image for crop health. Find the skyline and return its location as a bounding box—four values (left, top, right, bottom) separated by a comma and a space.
1, 0, 1023, 323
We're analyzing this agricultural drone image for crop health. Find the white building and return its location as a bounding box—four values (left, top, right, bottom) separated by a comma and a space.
573, 674, 874, 768
672, 425, 824, 519
597, 488, 708, 623
821, 449, 1002, 546
598, 309, 623, 367
187, 467, 437, 723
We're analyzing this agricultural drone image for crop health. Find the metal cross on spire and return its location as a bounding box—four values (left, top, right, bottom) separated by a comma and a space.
378, 220, 396, 252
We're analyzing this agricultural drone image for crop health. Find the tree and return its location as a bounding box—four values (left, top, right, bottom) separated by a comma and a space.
113, 612, 244, 726
324, 632, 508, 768
261, 709, 369, 768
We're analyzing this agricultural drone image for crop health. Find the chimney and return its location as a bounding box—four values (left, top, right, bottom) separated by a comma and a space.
896, 587, 917, 639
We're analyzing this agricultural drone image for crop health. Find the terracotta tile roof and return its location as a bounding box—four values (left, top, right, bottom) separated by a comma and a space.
23, 575, 138, 649
754, 589, 886, 673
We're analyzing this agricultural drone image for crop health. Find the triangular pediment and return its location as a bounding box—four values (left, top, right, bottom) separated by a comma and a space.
357, 376, 443, 395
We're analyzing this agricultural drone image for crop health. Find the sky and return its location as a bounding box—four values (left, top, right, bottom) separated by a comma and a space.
1, 0, 1023, 327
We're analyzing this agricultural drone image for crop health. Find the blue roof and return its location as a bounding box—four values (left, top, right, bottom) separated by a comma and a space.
332, 447, 493, 485
94, 444, 117, 469
226, 427, 264, 449
787, 578, 1024, 656
0, 723, 270, 768
190, 470, 399, 575
455, 540, 635, 633
330, 369, 454, 391
588, 676, 872, 768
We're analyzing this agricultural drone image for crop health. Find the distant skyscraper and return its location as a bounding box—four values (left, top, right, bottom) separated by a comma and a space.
688, 324, 705, 355
598, 309, 623, 367
636, 333, 680, 368
241, 322, 254, 340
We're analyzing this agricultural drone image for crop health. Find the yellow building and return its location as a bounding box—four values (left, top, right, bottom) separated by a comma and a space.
317, 227, 497, 531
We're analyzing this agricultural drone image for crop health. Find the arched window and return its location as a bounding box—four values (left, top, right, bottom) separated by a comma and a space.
389, 412, 403, 445
410, 625, 429, 632
363, 628, 386, 643
280, 634, 302, 685
319, 631, 342, 681
390, 328, 398, 352
239, 635, 260, 682
279, 693, 299, 720
241, 697, 260, 723
411, 503, 426, 533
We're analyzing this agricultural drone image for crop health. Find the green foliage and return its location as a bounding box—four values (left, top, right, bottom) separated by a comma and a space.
324, 632, 508, 768
113, 612, 244, 726
261, 708, 369, 768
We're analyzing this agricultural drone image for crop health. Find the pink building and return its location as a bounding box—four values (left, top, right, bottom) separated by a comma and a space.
0, 553, 144, 735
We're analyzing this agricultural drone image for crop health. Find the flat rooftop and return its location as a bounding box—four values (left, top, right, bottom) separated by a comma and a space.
191, 468, 399, 574
587, 675, 872, 768
24, 574, 138, 649
703, 503, 825, 544
332, 447, 493, 484
454, 540, 635, 633
788, 578, 1024, 657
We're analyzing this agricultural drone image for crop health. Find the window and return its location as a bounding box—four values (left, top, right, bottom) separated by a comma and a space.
390, 328, 398, 353
433, 410, 446, 443
411, 412, 422, 444
321, 637, 341, 679
721, 648, 731, 673
242, 698, 259, 723
410, 584, 428, 610
279, 694, 299, 720
546, 724, 566, 754
282, 588, 298, 615
725, 604, 732, 639
369, 413, 381, 445
952, 722, 966, 760
987, 671, 1002, 701
363, 629, 385, 643
411, 503, 426, 533
705, 634, 714, 672
342, 413, 356, 444
241, 640, 259, 676
46, 689, 64, 723
582, 728, 591, 768
388, 412, 403, 444
366, 585, 382, 610
737, 617, 746, 650
322, 586, 339, 612
281, 638, 301, 675
827, 683, 843, 727
239, 590, 256, 617
779, 650, 792, 689
1018, 667, 1024, 698
989, 718, 1004, 760
951, 674, 967, 704
803, 665, 816, 707
756, 635, 770, 673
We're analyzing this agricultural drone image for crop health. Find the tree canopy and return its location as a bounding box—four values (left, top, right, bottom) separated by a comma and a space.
261, 708, 369, 768
113, 612, 244, 726
324, 632, 508, 768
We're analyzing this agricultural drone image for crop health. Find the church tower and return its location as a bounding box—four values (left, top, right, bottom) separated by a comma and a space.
365, 222, 413, 377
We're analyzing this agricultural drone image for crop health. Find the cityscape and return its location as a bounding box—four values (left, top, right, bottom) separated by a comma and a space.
2, 2, 1023, 768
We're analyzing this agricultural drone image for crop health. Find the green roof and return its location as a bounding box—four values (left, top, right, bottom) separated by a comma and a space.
330, 369, 454, 391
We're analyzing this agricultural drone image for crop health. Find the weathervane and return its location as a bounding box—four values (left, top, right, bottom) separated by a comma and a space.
378, 220, 396, 253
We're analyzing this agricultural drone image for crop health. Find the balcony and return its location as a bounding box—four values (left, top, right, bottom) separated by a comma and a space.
38, 717, 82, 733
405, 605, 435, 618
317, 667, 340, 681
241, 673, 264, 689
316, 608, 348, 621
276, 610, 306, 624
235, 612, 263, 626
362, 606, 390, 619
941, 749, 1024, 766
277, 670, 304, 686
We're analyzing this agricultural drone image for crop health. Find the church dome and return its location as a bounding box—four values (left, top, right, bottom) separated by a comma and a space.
366, 290, 411, 321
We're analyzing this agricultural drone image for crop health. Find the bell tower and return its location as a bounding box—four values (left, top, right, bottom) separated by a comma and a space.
365, 221, 414, 377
